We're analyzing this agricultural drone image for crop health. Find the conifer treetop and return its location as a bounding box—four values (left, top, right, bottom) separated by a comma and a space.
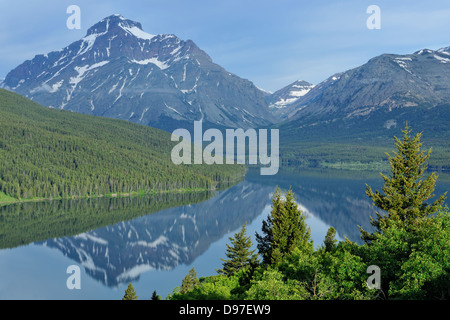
360, 125, 447, 242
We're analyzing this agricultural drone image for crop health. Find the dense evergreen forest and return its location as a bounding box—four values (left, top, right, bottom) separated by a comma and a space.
0, 89, 245, 203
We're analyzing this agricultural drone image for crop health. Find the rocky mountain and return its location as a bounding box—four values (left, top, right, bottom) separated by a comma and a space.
270, 46, 450, 171
282, 47, 450, 136
1, 14, 275, 131
266, 80, 314, 119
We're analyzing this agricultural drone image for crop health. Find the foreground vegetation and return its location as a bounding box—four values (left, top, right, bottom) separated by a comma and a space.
166, 127, 448, 300
133, 125, 447, 300
0, 89, 245, 204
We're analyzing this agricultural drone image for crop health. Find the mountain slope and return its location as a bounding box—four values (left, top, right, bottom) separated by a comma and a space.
0, 89, 245, 202
2, 14, 275, 131
286, 47, 450, 129
276, 47, 450, 170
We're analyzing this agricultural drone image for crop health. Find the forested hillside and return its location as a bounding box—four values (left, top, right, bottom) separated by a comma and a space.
0, 89, 245, 203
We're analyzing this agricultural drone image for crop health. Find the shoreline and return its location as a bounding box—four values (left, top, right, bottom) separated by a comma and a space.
0, 169, 247, 207
0, 187, 215, 206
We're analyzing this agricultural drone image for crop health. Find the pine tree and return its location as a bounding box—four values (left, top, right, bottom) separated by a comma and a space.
180, 268, 200, 294
255, 188, 281, 265
217, 222, 259, 276
360, 125, 447, 242
122, 283, 138, 300
256, 187, 311, 265
151, 290, 161, 300
323, 226, 337, 252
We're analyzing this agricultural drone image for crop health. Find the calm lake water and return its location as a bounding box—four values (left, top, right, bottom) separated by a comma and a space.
1, 167, 449, 300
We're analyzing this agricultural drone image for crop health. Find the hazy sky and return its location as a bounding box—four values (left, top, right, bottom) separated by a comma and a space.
1, 0, 449, 92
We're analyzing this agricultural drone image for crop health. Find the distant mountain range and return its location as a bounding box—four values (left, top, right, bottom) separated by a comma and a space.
2, 14, 450, 169
1, 14, 275, 131
282, 47, 450, 132
273, 46, 450, 170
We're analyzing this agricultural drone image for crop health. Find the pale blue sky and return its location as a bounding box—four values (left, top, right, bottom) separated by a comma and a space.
1, 0, 449, 92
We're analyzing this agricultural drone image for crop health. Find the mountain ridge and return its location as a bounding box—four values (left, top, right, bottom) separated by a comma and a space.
2, 14, 276, 131
273, 45, 450, 171
285, 46, 450, 125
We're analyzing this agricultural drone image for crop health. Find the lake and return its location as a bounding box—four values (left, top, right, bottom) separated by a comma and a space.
0, 167, 449, 300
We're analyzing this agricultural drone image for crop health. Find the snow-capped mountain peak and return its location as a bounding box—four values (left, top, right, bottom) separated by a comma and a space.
85, 14, 155, 41
266, 79, 314, 118
3, 15, 275, 130
268, 80, 314, 110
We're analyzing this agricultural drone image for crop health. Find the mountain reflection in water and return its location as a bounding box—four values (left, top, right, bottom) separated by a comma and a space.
1, 168, 448, 299
38, 181, 273, 287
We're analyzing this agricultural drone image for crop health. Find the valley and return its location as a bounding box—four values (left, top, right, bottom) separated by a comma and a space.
2, 15, 450, 173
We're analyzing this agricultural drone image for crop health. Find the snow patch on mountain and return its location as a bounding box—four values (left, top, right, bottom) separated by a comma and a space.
437, 46, 450, 55
78, 32, 106, 56
49, 79, 64, 93
165, 102, 181, 115
121, 25, 155, 41
394, 57, 413, 74
434, 54, 450, 63
70, 61, 110, 86
130, 57, 170, 69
